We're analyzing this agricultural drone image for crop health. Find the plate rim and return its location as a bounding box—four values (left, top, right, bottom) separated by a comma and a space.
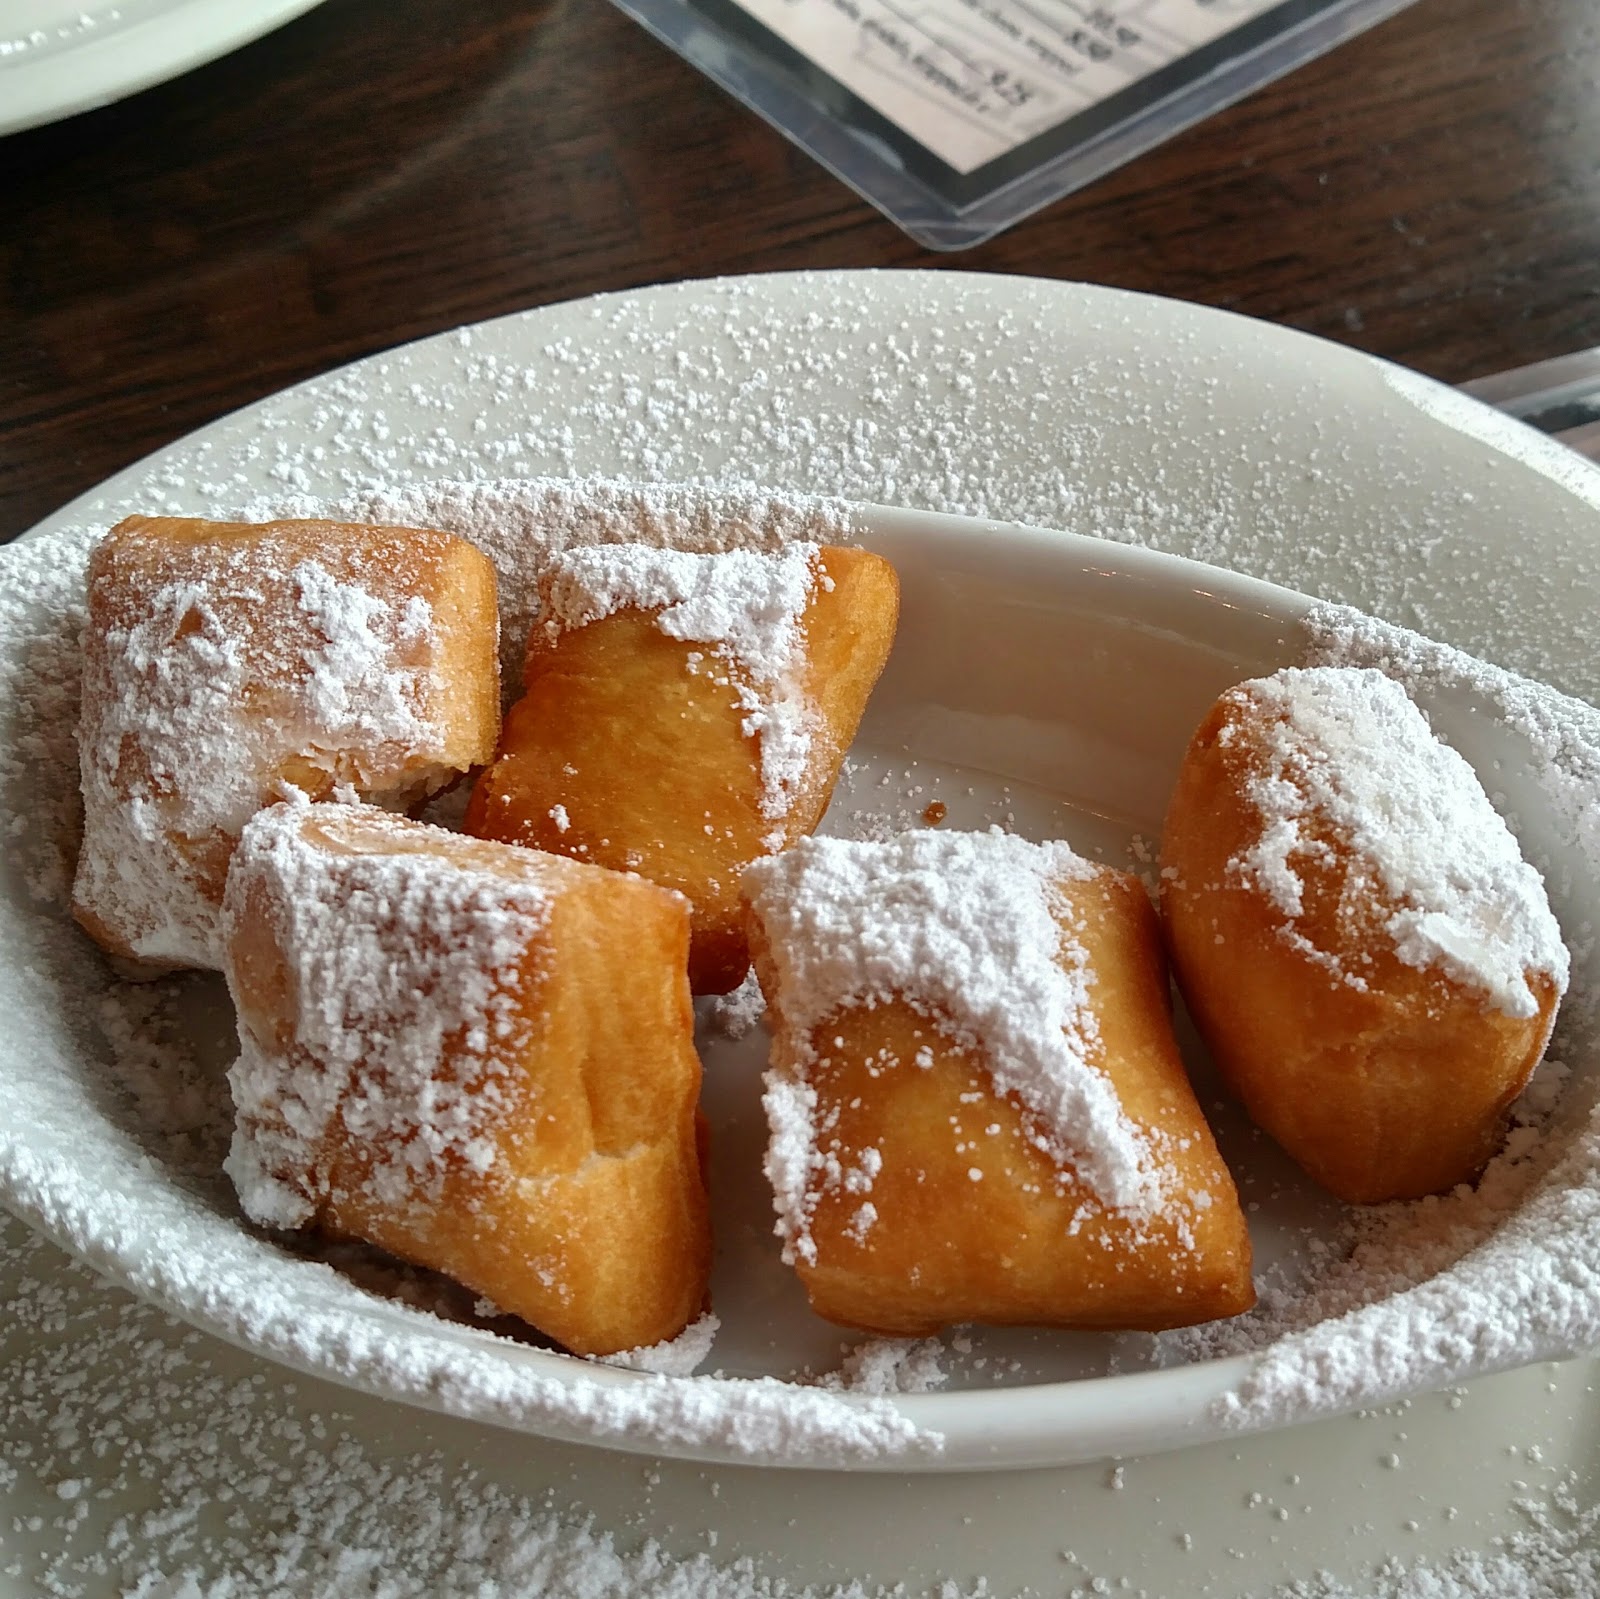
1, 0, 330, 138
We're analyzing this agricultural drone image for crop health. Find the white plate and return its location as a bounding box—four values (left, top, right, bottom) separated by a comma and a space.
1, 0, 328, 137
9, 272, 1600, 1472
6, 272, 1600, 1588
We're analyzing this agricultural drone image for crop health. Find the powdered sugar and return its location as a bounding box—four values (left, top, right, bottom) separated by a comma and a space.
73, 526, 463, 970
743, 830, 1160, 1264
1303, 602, 1600, 944
252, 478, 856, 694
543, 542, 816, 672
1253, 1468, 1600, 1597
542, 543, 820, 826
759, 1074, 827, 1262
223, 803, 552, 1228
1228, 666, 1569, 1016
76, 574, 252, 966
600, 1313, 722, 1376
291, 562, 435, 746
0, 1215, 951, 1597
699, 970, 768, 1040
820, 1338, 950, 1396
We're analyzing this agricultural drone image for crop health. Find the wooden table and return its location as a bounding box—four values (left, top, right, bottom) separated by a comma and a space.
3, 0, 1599, 541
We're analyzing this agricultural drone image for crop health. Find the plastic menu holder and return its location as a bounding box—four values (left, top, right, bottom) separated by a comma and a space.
607, 0, 1418, 249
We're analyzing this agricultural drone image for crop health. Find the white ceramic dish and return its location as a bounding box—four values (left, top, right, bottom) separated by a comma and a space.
5, 271, 1600, 1590
3, 275, 1600, 1498
1, 0, 328, 137
5, 481, 1600, 1470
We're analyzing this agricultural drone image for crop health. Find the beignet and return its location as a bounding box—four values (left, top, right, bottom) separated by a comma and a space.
73, 516, 500, 970
743, 830, 1254, 1336
465, 541, 898, 994
222, 802, 711, 1357
1160, 666, 1568, 1204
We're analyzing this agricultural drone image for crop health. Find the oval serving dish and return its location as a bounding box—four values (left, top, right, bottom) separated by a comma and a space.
4, 486, 1597, 1471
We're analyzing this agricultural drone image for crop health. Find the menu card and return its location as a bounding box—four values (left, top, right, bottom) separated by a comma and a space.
607, 0, 1417, 246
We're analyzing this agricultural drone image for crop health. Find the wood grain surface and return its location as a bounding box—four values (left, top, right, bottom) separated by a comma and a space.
4, 0, 1600, 538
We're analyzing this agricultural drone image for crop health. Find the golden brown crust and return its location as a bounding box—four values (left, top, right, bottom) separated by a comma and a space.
1160, 690, 1560, 1204
751, 866, 1255, 1336
225, 807, 711, 1357
465, 544, 898, 994
789, 546, 903, 835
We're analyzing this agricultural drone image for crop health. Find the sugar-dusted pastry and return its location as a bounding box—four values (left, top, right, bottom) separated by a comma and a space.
742, 830, 1254, 1336
73, 516, 500, 971
1160, 666, 1568, 1204
223, 802, 711, 1358
465, 541, 898, 994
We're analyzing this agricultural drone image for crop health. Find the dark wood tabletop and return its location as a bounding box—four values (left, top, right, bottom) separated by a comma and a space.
4, 0, 1599, 541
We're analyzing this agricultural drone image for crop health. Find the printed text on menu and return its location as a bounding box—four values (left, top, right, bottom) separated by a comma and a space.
722, 0, 1287, 174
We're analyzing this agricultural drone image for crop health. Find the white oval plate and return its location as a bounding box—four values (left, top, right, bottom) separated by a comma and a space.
2, 0, 328, 137
5, 272, 1600, 1475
